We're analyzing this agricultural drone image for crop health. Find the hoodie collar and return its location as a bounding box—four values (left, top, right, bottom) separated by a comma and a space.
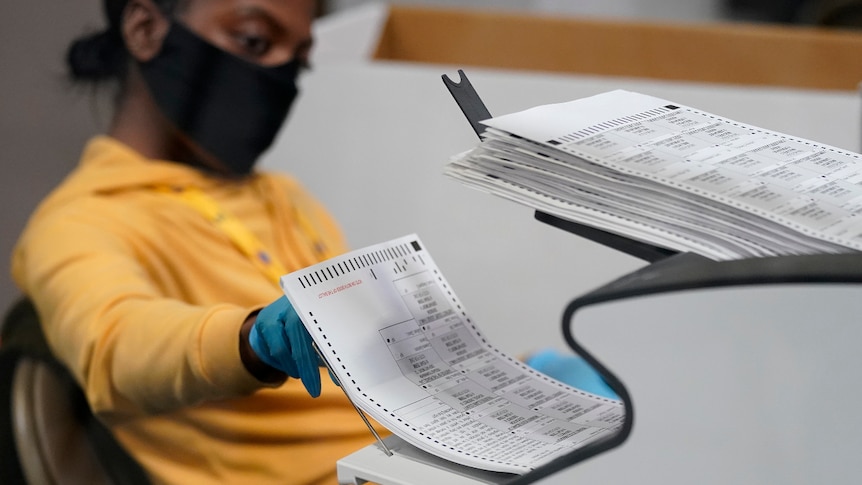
35, 135, 258, 215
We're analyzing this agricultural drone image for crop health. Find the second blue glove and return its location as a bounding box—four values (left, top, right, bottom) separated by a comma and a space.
525, 348, 619, 400
248, 295, 321, 397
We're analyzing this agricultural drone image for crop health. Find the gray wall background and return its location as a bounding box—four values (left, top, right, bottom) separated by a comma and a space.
1, 1, 105, 314
0, 0, 791, 314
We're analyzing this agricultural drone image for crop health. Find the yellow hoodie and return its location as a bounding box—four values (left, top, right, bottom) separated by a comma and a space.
12, 136, 374, 484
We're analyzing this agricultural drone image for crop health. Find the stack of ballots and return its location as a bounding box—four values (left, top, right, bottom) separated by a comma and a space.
445, 90, 862, 261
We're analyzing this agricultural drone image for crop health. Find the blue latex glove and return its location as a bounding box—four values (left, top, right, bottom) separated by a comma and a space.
525, 348, 619, 400
248, 296, 321, 397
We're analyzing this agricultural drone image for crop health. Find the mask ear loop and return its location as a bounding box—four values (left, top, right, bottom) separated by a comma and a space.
312, 342, 393, 457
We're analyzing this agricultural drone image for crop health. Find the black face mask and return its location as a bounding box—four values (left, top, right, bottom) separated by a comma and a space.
139, 21, 300, 175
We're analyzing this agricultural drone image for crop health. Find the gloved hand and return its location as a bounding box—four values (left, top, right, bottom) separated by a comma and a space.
248, 296, 321, 397
525, 348, 619, 400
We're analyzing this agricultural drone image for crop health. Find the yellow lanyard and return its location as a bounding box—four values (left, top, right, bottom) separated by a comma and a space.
158, 186, 287, 285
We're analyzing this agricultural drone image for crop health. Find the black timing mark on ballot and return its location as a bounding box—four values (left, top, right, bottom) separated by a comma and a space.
296, 242, 419, 288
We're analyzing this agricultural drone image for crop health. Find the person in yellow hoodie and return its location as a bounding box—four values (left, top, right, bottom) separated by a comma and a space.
11, 0, 378, 483
12, 0, 619, 483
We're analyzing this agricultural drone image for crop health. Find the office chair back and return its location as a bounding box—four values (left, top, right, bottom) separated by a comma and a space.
0, 298, 150, 485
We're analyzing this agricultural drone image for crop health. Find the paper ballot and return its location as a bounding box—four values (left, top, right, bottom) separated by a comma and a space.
280, 235, 622, 474
446, 90, 862, 260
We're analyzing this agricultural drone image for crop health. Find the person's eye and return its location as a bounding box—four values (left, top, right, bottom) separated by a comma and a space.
234, 32, 272, 59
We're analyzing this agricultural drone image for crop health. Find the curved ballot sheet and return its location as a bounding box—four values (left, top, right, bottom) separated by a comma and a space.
279, 234, 623, 475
